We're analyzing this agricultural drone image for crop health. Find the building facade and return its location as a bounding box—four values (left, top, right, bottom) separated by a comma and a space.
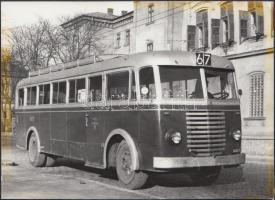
60, 8, 134, 57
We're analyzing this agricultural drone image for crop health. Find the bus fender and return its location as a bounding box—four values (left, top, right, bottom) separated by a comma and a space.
103, 129, 140, 171
26, 126, 41, 152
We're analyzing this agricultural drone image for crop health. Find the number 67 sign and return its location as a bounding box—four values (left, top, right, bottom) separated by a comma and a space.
196, 53, 211, 66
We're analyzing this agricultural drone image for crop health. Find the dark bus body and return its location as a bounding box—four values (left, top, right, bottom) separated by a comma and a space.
14, 51, 245, 189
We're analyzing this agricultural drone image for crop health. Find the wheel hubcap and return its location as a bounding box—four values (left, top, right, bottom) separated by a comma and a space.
29, 137, 37, 162
118, 145, 134, 184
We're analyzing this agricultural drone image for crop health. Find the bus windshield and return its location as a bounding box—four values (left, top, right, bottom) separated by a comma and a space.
159, 66, 203, 99
205, 69, 237, 100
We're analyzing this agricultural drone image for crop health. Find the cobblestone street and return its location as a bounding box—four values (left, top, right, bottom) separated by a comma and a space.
1, 135, 273, 199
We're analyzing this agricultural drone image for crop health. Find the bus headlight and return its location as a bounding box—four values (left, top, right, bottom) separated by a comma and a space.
232, 129, 241, 141
166, 131, 182, 144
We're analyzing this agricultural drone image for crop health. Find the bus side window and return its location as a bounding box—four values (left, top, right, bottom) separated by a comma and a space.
58, 82, 66, 103
18, 88, 24, 106
107, 71, 129, 101
39, 85, 44, 104
53, 82, 59, 104
69, 80, 76, 103
139, 67, 156, 99
131, 71, 136, 100
89, 75, 102, 102
27, 86, 37, 105
69, 79, 85, 103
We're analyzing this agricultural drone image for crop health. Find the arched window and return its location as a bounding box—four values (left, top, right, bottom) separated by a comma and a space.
249, 72, 264, 117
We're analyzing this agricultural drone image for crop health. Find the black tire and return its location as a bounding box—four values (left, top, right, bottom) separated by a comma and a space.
116, 140, 148, 190
190, 166, 221, 185
28, 133, 46, 167
45, 155, 57, 167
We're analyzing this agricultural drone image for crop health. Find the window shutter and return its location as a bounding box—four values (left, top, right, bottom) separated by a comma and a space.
195, 27, 198, 49
239, 10, 249, 42
187, 25, 196, 51
228, 12, 235, 41
203, 12, 208, 47
219, 19, 224, 44
227, 3, 234, 41
256, 2, 264, 34
211, 19, 220, 49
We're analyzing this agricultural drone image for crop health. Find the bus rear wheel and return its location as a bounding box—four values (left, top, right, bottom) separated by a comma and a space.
28, 133, 46, 167
116, 140, 148, 190
189, 166, 221, 185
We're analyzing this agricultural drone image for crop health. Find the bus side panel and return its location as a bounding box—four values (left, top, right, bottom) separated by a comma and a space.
15, 111, 27, 149
51, 111, 68, 156
138, 110, 161, 170
67, 111, 86, 160
86, 111, 105, 165
24, 112, 40, 145
39, 112, 51, 153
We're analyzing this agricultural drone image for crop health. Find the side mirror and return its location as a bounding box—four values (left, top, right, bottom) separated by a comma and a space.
238, 89, 242, 96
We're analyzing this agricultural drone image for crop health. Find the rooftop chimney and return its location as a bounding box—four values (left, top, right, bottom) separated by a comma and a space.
121, 10, 128, 16
107, 8, 113, 15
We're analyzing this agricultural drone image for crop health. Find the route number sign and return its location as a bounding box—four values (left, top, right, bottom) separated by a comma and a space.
196, 53, 211, 66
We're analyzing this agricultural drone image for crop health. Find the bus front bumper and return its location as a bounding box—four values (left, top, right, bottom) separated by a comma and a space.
153, 153, 245, 169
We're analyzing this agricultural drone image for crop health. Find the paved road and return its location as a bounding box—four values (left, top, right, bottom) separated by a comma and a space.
1, 136, 274, 199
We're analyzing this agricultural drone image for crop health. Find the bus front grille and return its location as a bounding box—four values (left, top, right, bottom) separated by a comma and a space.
186, 111, 226, 157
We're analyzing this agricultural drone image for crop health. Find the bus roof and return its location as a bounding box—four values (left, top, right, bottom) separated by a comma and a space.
17, 51, 234, 87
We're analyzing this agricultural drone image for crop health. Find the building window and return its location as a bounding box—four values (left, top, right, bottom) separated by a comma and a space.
249, 72, 264, 117
248, 1, 264, 36
220, 2, 234, 44
125, 29, 130, 46
239, 2, 264, 42
116, 33, 121, 48
147, 42, 153, 52
187, 25, 196, 51
148, 4, 154, 23
196, 10, 208, 49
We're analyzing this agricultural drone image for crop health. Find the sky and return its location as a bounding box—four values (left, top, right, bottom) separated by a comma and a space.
1, 1, 134, 29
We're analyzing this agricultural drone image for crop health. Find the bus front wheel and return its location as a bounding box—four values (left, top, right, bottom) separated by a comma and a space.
28, 133, 46, 167
189, 166, 221, 185
116, 140, 148, 189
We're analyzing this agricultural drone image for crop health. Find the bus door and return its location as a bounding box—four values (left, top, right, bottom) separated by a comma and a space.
85, 75, 105, 166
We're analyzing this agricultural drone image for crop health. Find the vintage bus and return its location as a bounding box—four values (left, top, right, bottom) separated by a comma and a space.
14, 51, 245, 189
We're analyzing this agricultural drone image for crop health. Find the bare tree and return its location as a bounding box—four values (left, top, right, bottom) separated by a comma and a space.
48, 16, 104, 63
10, 18, 54, 71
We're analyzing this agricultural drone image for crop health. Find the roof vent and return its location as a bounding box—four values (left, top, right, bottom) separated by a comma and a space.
121, 10, 128, 15
107, 8, 114, 15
